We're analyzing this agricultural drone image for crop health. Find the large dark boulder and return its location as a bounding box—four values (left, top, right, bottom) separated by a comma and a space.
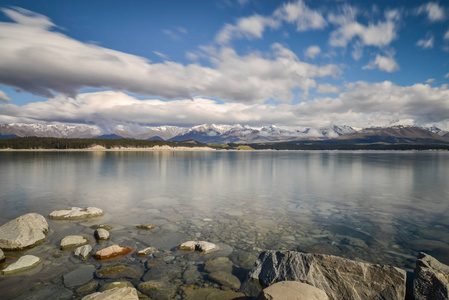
413, 252, 449, 300
244, 250, 406, 300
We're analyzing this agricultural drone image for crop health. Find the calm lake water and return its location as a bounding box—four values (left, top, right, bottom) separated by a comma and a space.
1, 150, 449, 298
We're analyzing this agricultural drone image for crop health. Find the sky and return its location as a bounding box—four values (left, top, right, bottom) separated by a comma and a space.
0, 0, 449, 131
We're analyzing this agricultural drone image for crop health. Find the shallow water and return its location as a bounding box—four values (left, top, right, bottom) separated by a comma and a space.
1, 151, 449, 298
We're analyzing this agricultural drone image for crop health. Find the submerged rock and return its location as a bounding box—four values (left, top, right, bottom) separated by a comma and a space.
63, 265, 95, 288
208, 271, 241, 290
73, 245, 93, 260
136, 224, 155, 230
93, 245, 133, 261
94, 229, 110, 240
413, 252, 449, 300
137, 281, 177, 300
136, 246, 156, 256
49, 207, 104, 220
180, 287, 247, 300
82, 287, 138, 300
0, 213, 49, 250
246, 250, 406, 300
259, 281, 329, 300
2, 255, 41, 275
99, 281, 134, 292
60, 235, 89, 250
178, 241, 218, 254
76, 281, 99, 296
95, 263, 144, 279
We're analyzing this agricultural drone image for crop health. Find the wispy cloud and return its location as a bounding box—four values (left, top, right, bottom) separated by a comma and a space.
363, 54, 399, 73
0, 90, 10, 102
417, 2, 446, 22
274, 0, 327, 32
416, 33, 434, 49
304, 45, 321, 59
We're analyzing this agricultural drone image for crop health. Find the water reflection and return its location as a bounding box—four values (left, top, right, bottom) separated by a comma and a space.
1, 151, 449, 267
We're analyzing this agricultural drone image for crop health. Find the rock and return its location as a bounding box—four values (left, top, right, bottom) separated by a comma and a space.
0, 213, 49, 250
178, 240, 218, 254
15, 284, 73, 300
180, 287, 247, 300
136, 225, 155, 230
95, 263, 144, 279
229, 250, 258, 269
93, 245, 133, 261
137, 281, 177, 300
76, 281, 99, 295
246, 250, 406, 300
60, 235, 89, 250
142, 263, 181, 281
208, 271, 241, 289
82, 287, 139, 300
136, 246, 156, 256
204, 257, 233, 273
259, 281, 329, 300
73, 245, 93, 260
49, 207, 104, 220
63, 265, 95, 288
0, 248, 4, 262
99, 281, 134, 292
94, 229, 110, 240
413, 252, 449, 300
182, 265, 201, 284
2, 255, 41, 275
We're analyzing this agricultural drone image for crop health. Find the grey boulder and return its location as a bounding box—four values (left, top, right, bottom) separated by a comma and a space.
259, 281, 329, 300
0, 213, 49, 250
246, 250, 406, 300
414, 252, 449, 300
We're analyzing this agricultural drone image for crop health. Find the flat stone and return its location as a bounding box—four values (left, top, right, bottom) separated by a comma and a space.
413, 252, 449, 300
94, 229, 110, 240
99, 281, 134, 292
95, 263, 144, 279
60, 235, 89, 250
142, 264, 181, 281
63, 265, 95, 288
0, 213, 49, 250
138, 281, 177, 300
49, 207, 104, 220
93, 245, 133, 261
76, 281, 99, 295
245, 250, 406, 300
0, 248, 4, 262
182, 265, 201, 284
2, 255, 41, 275
180, 287, 248, 300
73, 245, 93, 260
82, 287, 139, 300
136, 225, 155, 230
260, 281, 329, 300
178, 240, 218, 254
208, 271, 241, 289
136, 246, 156, 256
204, 257, 233, 273
229, 250, 258, 269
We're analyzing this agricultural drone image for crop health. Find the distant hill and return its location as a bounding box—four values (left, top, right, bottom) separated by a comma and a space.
0, 134, 19, 139
95, 134, 127, 139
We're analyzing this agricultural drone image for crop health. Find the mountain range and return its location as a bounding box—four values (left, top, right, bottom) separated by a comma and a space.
1, 123, 449, 144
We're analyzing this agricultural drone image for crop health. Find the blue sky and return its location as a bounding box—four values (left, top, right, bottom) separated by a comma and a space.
0, 0, 449, 131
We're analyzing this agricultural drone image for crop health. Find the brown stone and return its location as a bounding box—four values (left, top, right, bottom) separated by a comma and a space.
93, 245, 133, 261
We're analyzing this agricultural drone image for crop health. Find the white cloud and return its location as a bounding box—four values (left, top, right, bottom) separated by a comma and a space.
362, 54, 399, 73
2, 82, 449, 130
416, 34, 434, 49
274, 0, 327, 31
329, 9, 400, 48
304, 45, 321, 59
316, 84, 340, 94
425, 78, 435, 83
0, 90, 10, 102
215, 14, 279, 44
445, 73, 449, 78
0, 8, 339, 103
153, 51, 169, 60
417, 2, 445, 22
444, 30, 449, 40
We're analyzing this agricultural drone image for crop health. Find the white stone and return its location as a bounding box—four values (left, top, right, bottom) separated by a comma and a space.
60, 235, 89, 250
197, 241, 218, 253
0, 248, 4, 262
0, 213, 49, 250
82, 287, 139, 300
178, 241, 197, 251
136, 247, 156, 256
49, 207, 104, 220
73, 245, 93, 260
94, 228, 110, 240
260, 281, 329, 300
2, 255, 41, 275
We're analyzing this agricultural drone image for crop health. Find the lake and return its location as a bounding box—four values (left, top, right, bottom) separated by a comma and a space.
1, 150, 448, 298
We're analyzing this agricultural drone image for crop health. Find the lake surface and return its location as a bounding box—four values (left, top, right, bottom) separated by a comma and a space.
1, 150, 449, 298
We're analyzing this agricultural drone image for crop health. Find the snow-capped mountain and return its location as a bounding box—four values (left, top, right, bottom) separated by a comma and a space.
2, 122, 447, 144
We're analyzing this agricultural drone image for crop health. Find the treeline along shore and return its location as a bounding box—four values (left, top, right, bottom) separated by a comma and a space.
1, 136, 449, 151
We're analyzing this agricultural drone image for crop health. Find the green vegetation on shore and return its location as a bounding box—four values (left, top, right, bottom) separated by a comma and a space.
1, 136, 449, 151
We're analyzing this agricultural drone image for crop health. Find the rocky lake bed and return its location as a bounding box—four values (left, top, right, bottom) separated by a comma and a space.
1, 206, 449, 299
